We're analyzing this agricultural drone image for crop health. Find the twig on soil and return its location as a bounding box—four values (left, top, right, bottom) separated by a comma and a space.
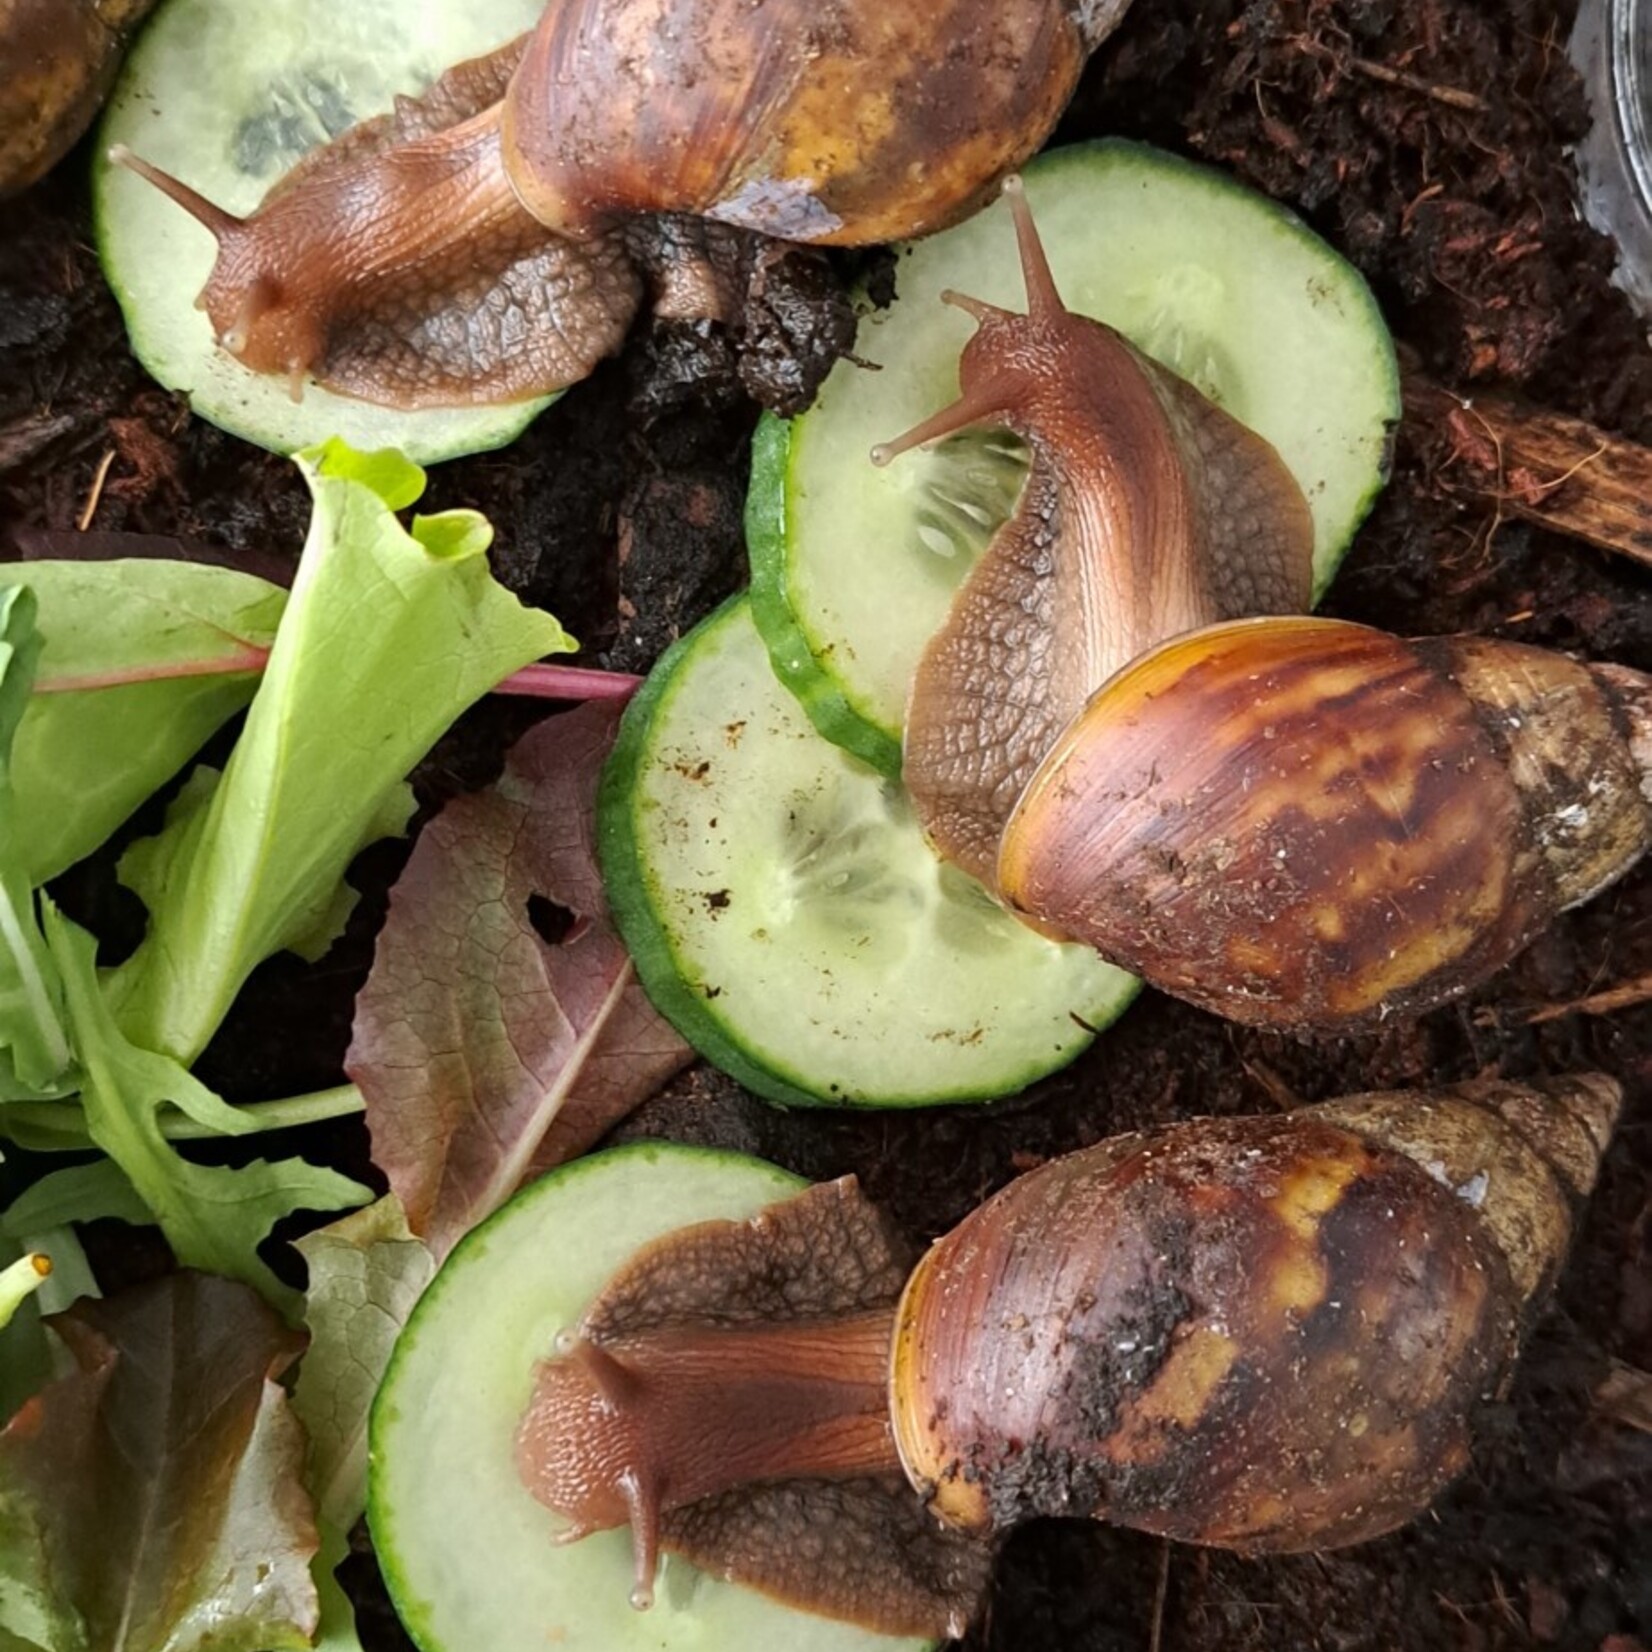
1344, 54, 1489, 112
1149, 1540, 1173, 1652
1288, 36, 1489, 113
76, 447, 116, 531
1404, 372, 1652, 570
1484, 968, 1652, 1025
1234, 1047, 1303, 1111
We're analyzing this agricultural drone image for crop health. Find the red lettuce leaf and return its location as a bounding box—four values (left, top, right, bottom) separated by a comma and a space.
347, 702, 691, 1259
0, 1272, 318, 1652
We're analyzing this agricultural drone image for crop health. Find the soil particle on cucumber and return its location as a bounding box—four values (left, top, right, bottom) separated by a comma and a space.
2, 0, 1650, 1649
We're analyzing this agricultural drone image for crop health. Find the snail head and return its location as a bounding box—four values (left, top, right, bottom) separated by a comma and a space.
110, 143, 329, 400
871, 175, 1069, 468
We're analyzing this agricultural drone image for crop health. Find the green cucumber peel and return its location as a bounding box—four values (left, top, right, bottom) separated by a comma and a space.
746, 418, 903, 778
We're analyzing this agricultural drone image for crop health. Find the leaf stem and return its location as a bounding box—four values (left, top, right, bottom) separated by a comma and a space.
35, 644, 272, 694
494, 662, 643, 701
3, 1083, 366, 1149
32, 652, 641, 703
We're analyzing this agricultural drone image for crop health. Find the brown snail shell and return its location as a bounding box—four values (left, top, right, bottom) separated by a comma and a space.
997, 616, 1652, 1029
890, 1074, 1620, 1551
503, 0, 1097, 246
516, 1074, 1620, 1638
0, 0, 158, 198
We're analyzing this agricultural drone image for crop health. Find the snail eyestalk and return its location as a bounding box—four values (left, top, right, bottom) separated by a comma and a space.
108, 144, 243, 239
999, 173, 1063, 319
869, 375, 1022, 468
868, 174, 1069, 469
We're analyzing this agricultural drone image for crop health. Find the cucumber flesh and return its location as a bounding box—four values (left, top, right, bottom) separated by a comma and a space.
598, 596, 1134, 1108
371, 1143, 934, 1652
95, 0, 553, 462
749, 139, 1401, 773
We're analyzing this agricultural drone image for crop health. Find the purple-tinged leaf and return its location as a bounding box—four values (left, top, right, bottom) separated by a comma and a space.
0, 1272, 319, 1652
348, 702, 691, 1259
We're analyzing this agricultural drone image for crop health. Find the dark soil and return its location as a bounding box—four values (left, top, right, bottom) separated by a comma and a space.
3, 1, 1651, 1650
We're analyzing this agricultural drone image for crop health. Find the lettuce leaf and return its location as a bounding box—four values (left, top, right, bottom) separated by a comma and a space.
0, 586, 71, 1100
0, 561, 286, 886
108, 439, 574, 1066
291, 1198, 435, 1652
40, 903, 368, 1310
0, 1273, 319, 1652
348, 703, 691, 1259
0, 1160, 152, 1236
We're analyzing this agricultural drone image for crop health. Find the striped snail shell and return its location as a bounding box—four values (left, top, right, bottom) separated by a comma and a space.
998, 617, 1652, 1028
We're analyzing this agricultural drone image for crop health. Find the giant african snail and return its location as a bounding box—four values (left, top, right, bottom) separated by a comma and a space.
110, 0, 1132, 409
516, 1074, 1621, 1638
874, 184, 1652, 1030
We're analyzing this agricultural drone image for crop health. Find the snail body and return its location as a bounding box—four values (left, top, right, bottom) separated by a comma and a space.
113, 0, 1126, 410
873, 179, 1315, 885
516, 1074, 1620, 1638
997, 615, 1652, 1028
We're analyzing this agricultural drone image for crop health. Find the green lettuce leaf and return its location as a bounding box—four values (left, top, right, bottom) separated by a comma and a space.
0, 562, 286, 887
107, 439, 574, 1066
0, 1273, 318, 1652
0, 1161, 152, 1235
40, 903, 368, 1309
0, 586, 71, 1100
291, 1197, 436, 1652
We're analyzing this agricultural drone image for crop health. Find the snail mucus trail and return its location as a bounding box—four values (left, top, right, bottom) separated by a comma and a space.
871, 181, 1652, 1031
515, 1074, 1622, 1638
110, 0, 1134, 411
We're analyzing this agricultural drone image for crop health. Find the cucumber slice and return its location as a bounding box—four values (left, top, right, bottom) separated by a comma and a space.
94, 0, 553, 462
598, 595, 1133, 1108
372, 1143, 932, 1652
749, 139, 1401, 774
